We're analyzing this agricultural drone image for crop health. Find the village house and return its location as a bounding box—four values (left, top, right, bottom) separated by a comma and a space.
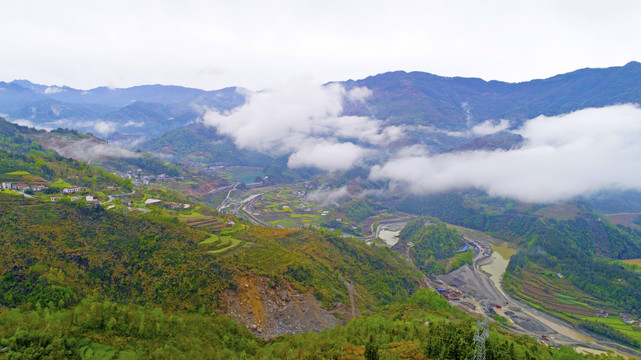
1, 182, 11, 189
30, 185, 47, 192
85, 195, 95, 201
12, 183, 29, 190
226, 219, 236, 227
50, 196, 60, 202
621, 314, 636, 325
597, 310, 609, 318
62, 187, 83, 194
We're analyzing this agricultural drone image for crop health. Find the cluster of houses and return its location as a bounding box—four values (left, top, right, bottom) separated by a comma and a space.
2, 182, 47, 192
50, 192, 99, 205
115, 168, 184, 187
142, 198, 192, 211
597, 310, 640, 325
1, 182, 101, 204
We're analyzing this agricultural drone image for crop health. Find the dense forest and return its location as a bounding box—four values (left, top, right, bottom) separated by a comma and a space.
0, 288, 625, 359
399, 217, 470, 274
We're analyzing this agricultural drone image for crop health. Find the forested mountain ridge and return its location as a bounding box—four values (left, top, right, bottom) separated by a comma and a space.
342, 61, 641, 131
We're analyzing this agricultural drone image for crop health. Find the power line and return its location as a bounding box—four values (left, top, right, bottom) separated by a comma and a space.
473, 318, 489, 360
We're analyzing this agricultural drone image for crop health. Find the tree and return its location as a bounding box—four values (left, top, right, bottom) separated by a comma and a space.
364, 335, 379, 360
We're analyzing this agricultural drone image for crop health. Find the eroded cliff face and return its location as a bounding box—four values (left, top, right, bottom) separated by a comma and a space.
222, 275, 356, 339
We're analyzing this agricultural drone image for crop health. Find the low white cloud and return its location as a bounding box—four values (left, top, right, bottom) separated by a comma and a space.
395, 144, 430, 157
124, 120, 144, 127
48, 138, 140, 162
471, 119, 510, 136
288, 141, 369, 172
203, 77, 398, 171
414, 118, 510, 138
11, 119, 53, 131
93, 120, 117, 135
44, 86, 63, 94
414, 124, 468, 138
306, 186, 350, 206
371, 104, 641, 203
346, 86, 373, 102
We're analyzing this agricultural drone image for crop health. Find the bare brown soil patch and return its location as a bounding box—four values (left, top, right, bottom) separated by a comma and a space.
533, 204, 580, 220
604, 213, 641, 231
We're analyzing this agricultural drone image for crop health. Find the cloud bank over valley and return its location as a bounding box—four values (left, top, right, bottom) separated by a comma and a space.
371, 104, 641, 203
203, 78, 402, 172
203, 80, 641, 203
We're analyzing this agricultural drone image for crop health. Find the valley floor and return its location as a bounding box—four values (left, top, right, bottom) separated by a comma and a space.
427, 228, 641, 359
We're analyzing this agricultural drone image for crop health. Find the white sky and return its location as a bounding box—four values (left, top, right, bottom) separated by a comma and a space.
2, 0, 641, 90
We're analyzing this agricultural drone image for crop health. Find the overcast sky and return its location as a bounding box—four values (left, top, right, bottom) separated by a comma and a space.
2, 0, 641, 90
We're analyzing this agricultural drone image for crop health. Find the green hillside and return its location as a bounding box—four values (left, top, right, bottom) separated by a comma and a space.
0, 288, 618, 359
0, 191, 424, 311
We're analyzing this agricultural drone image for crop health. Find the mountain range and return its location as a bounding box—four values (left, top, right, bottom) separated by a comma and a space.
0, 80, 245, 145
2, 61, 640, 157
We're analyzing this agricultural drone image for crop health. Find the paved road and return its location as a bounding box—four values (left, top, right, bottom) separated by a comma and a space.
217, 183, 239, 212
104, 189, 136, 205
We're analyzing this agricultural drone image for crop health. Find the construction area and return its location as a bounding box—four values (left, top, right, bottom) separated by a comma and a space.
422, 229, 641, 358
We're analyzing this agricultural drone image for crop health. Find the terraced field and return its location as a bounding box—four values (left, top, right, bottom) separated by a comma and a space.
506, 267, 608, 317
604, 213, 641, 231
181, 216, 247, 254
181, 216, 227, 232
249, 189, 329, 228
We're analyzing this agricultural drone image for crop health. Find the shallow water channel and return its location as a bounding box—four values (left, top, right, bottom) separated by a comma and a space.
377, 227, 400, 246
478, 241, 597, 345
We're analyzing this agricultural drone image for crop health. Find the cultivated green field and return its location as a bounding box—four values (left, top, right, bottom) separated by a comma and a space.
579, 315, 641, 343
249, 187, 330, 228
